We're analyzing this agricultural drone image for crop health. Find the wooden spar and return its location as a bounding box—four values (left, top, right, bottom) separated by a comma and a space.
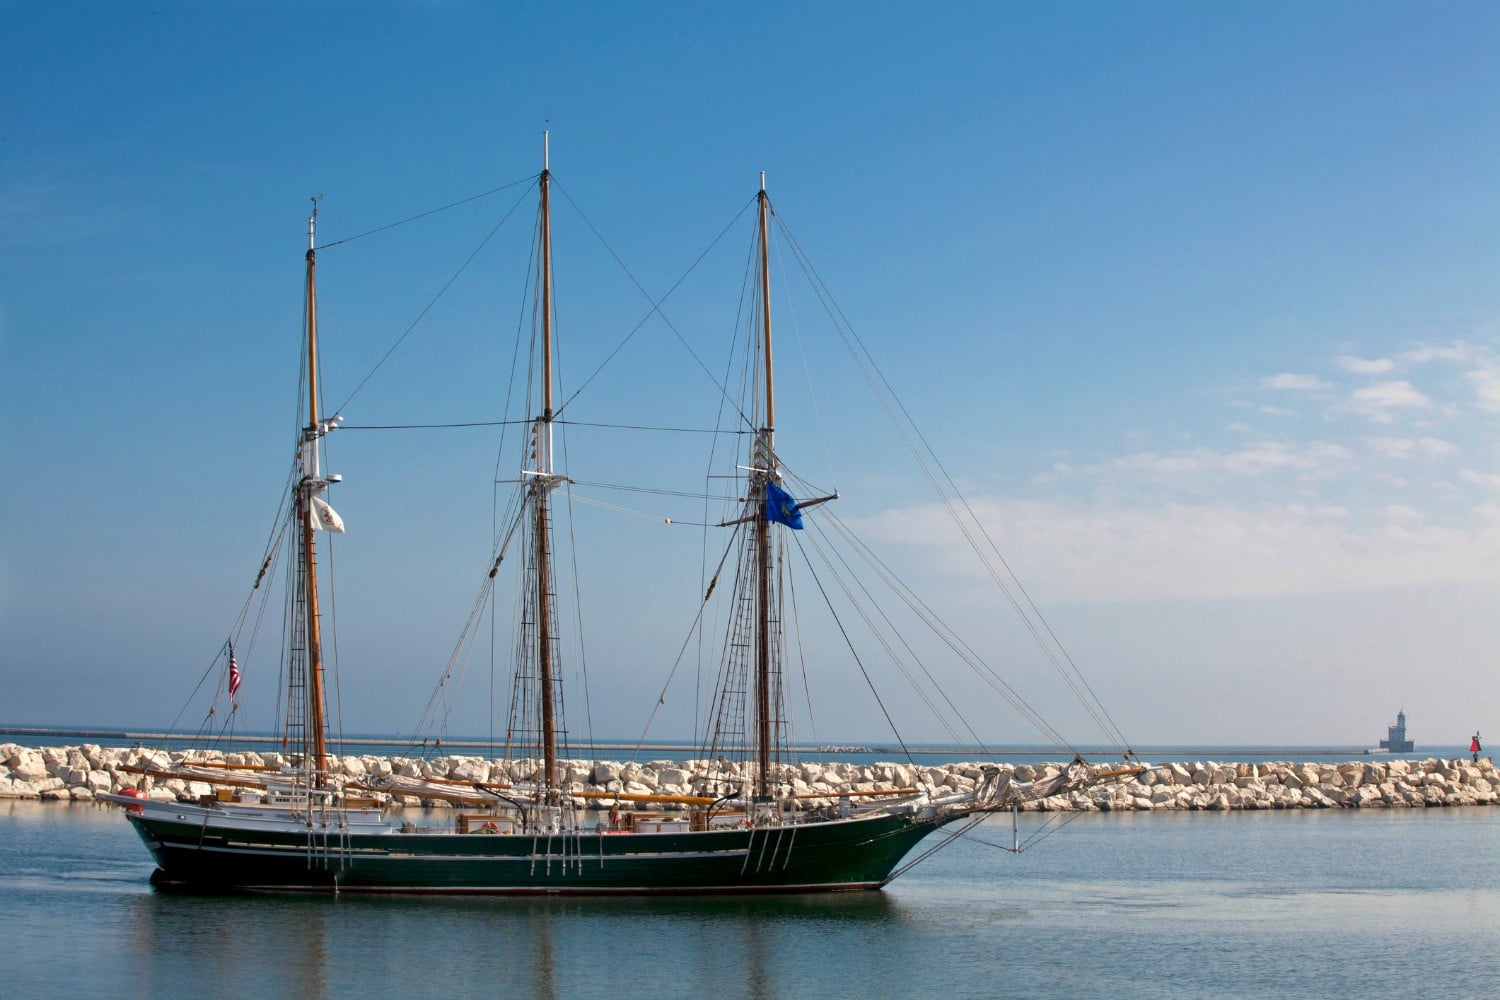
119, 763, 271, 792
791, 787, 921, 800
571, 790, 718, 806
758, 175, 776, 432
302, 203, 329, 782
535, 132, 559, 798
717, 492, 836, 528
347, 782, 491, 806
395, 772, 512, 790
541, 132, 554, 421
754, 175, 775, 801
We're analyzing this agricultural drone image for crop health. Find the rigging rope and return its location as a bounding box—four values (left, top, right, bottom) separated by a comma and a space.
633, 531, 738, 761
336, 419, 741, 435
340, 419, 532, 431
815, 504, 1072, 751
799, 515, 985, 751
549, 179, 759, 430
332, 184, 535, 418
769, 215, 839, 498
313, 174, 537, 250
405, 501, 528, 754
958, 809, 1087, 853
568, 479, 720, 500
794, 528, 919, 766
784, 541, 823, 763
161, 456, 298, 752
293, 174, 1132, 778
775, 213, 1133, 756
886, 812, 989, 883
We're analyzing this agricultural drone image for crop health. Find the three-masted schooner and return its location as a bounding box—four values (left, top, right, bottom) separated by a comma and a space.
107, 140, 1134, 894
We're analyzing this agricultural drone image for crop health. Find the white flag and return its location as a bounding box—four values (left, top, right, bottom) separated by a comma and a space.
309, 496, 345, 533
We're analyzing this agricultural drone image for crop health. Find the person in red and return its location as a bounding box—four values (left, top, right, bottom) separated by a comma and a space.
1472, 732, 1482, 763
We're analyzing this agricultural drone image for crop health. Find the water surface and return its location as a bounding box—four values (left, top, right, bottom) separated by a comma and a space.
2, 802, 1493, 999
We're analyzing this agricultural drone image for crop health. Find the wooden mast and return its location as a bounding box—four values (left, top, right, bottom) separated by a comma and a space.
535, 132, 559, 799
301, 200, 329, 782
754, 173, 775, 801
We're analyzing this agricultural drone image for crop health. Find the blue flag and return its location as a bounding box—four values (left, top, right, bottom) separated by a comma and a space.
765, 482, 804, 529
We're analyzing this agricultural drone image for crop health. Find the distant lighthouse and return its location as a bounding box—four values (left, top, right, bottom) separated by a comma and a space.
1379, 709, 1414, 753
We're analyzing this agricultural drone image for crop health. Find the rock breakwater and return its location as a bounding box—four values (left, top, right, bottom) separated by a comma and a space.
2, 744, 1494, 811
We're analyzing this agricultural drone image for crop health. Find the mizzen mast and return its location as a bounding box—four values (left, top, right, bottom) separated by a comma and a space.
299, 199, 330, 782
753, 172, 776, 802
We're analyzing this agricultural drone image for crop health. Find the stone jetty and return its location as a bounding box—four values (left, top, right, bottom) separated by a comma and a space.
1, 743, 1495, 812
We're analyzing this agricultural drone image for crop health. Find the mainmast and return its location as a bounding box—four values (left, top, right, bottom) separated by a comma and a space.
300, 199, 330, 782
533, 132, 560, 800
754, 173, 775, 801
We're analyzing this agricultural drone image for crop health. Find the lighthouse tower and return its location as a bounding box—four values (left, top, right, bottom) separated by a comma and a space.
1379, 709, 1414, 753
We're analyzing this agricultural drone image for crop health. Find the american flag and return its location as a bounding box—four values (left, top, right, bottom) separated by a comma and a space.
228, 649, 242, 700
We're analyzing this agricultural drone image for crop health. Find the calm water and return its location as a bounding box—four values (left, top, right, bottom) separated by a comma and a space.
2, 801, 1495, 999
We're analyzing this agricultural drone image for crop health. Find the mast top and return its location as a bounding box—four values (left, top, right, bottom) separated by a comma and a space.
543, 130, 550, 172
760, 170, 766, 193
308, 194, 322, 252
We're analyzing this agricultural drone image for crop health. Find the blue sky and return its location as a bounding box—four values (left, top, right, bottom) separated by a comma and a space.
3, 3, 1498, 749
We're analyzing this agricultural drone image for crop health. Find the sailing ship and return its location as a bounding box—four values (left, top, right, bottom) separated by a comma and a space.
106, 138, 1138, 894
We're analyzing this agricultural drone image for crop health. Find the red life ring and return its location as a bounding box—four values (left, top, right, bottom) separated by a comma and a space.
119, 787, 146, 814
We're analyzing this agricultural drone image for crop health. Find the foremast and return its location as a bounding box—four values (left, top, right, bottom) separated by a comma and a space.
295, 200, 334, 785
528, 132, 566, 809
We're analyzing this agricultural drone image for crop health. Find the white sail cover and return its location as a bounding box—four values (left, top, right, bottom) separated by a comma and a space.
309, 496, 345, 533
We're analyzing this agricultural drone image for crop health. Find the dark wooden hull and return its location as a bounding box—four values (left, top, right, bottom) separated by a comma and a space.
125, 808, 956, 895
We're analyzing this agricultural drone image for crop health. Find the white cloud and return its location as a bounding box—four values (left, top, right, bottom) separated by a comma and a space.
1109, 441, 1353, 479
1227, 441, 1354, 476
1380, 503, 1425, 524
1263, 372, 1329, 391
1460, 469, 1500, 491
1468, 365, 1500, 412
1400, 342, 1478, 366
1345, 380, 1433, 423
1335, 355, 1396, 375
895, 338, 1500, 607
1326, 340, 1500, 417
855, 496, 1500, 604
1366, 436, 1459, 460
1286, 503, 1349, 519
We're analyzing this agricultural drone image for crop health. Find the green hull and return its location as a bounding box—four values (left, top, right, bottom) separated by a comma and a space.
126, 808, 958, 895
